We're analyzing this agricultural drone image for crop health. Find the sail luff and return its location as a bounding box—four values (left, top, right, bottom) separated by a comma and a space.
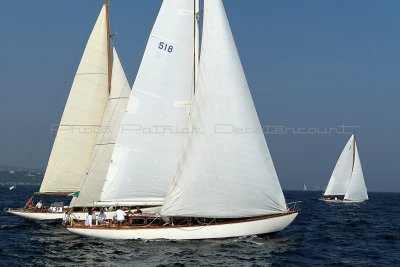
40, 5, 109, 193
161, 0, 287, 218
106, 0, 112, 91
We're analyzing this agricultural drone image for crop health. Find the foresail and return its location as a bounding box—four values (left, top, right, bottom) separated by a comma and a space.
324, 135, 354, 196
99, 0, 194, 204
161, 0, 287, 218
344, 143, 368, 201
40, 5, 109, 193
70, 48, 131, 207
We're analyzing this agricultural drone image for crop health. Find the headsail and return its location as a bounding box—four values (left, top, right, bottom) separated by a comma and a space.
70, 48, 131, 207
161, 0, 287, 218
323, 134, 354, 196
99, 0, 195, 205
344, 142, 368, 201
40, 5, 109, 193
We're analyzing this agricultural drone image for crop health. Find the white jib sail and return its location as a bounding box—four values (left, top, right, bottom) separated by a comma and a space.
161, 0, 288, 218
99, 0, 194, 204
70, 48, 131, 207
344, 142, 368, 201
324, 134, 354, 196
40, 5, 109, 193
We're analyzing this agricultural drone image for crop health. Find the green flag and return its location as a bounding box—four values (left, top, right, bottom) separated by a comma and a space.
68, 191, 80, 197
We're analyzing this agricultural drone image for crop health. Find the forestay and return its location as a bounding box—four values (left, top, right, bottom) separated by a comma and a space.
161, 0, 287, 218
40, 6, 109, 193
99, 0, 194, 204
324, 135, 354, 196
344, 143, 368, 201
71, 48, 131, 207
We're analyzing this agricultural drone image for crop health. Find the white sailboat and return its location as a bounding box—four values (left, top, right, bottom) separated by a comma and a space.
320, 134, 368, 203
66, 0, 298, 240
303, 184, 307, 191
6, 1, 127, 220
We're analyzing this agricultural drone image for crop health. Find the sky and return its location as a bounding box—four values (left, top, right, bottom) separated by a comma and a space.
0, 0, 399, 192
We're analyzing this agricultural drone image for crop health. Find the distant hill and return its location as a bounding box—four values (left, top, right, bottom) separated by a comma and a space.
0, 170, 43, 186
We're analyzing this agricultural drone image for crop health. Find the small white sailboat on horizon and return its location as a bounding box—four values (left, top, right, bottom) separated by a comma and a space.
303, 184, 307, 191
6, 1, 131, 220
320, 133, 368, 203
66, 0, 298, 240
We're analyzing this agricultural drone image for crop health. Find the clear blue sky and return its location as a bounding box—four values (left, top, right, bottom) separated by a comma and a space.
0, 0, 398, 192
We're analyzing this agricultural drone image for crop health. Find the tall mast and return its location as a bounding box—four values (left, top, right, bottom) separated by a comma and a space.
106, 0, 112, 92
194, 0, 200, 93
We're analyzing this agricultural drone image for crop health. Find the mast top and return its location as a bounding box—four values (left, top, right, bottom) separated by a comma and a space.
105, 0, 112, 91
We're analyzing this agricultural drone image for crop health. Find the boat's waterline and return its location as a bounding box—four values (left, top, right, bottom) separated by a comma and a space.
66, 211, 298, 240
5, 209, 65, 220
319, 198, 368, 203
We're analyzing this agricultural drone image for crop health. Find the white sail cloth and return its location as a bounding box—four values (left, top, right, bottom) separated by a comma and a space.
344, 143, 368, 201
40, 5, 109, 193
324, 135, 354, 196
71, 48, 131, 207
161, 0, 287, 218
99, 0, 194, 204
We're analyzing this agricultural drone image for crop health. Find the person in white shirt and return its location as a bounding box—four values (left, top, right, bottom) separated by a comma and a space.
98, 210, 107, 224
114, 208, 126, 224
85, 211, 93, 227
35, 200, 43, 211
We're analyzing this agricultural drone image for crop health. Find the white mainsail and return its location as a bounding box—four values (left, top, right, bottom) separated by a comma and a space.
161, 0, 287, 218
70, 48, 131, 207
323, 135, 354, 196
344, 143, 368, 201
99, 0, 195, 205
40, 5, 109, 193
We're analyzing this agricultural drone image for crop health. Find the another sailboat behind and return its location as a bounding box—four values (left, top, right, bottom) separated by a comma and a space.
321, 134, 368, 203
6, 1, 123, 220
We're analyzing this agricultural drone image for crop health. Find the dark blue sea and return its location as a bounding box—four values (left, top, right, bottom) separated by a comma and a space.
1, 186, 399, 266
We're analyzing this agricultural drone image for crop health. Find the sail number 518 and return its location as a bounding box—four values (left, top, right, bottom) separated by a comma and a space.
158, 42, 174, 53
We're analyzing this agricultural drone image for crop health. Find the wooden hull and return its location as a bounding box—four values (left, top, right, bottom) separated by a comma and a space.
66, 211, 298, 240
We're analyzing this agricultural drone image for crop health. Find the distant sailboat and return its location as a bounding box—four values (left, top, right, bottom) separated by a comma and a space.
67, 0, 298, 240
303, 184, 307, 191
320, 134, 368, 203
6, 1, 127, 220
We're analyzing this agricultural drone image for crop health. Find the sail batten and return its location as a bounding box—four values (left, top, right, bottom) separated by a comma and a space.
161, 0, 287, 218
40, 5, 109, 193
99, 0, 195, 203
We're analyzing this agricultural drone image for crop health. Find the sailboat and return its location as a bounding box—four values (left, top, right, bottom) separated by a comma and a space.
320, 134, 368, 203
5, 1, 129, 220
66, 0, 298, 240
303, 184, 307, 191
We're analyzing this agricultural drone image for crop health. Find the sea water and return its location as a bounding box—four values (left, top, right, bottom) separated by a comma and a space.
1, 186, 399, 266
